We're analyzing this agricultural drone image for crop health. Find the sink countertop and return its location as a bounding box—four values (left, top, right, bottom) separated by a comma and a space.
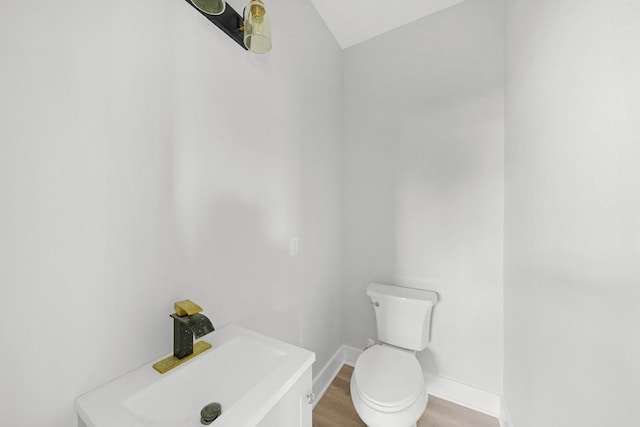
75, 324, 315, 427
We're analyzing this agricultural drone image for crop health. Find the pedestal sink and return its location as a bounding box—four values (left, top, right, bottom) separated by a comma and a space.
75, 324, 315, 427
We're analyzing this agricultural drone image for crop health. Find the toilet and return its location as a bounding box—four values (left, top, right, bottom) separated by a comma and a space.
350, 283, 438, 427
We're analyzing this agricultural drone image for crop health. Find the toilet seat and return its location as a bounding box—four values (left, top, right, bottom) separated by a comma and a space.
352, 345, 424, 412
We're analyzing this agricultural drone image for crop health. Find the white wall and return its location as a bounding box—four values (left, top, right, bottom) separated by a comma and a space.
342, 0, 504, 393
504, 1, 640, 426
0, 0, 343, 425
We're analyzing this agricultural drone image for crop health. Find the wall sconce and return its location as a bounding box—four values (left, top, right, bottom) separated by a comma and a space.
184, 0, 271, 54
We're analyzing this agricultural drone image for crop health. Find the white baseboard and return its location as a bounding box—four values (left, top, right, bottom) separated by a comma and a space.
499, 396, 514, 427
422, 370, 500, 417
312, 344, 507, 422
311, 345, 349, 409
341, 344, 361, 366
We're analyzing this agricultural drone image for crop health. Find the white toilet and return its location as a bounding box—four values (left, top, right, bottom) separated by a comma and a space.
350, 282, 438, 427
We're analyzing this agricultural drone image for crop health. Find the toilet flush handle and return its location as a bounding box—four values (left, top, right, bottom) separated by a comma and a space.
371, 301, 379, 307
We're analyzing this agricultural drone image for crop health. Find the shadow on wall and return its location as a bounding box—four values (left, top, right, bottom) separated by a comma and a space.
342, 0, 505, 392
344, 92, 503, 381
183, 194, 306, 346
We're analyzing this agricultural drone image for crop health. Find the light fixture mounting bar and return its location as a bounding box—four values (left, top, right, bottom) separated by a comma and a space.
182, 0, 248, 50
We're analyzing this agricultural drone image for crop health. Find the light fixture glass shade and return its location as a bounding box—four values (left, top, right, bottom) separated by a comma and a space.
243, 0, 271, 54
190, 0, 226, 15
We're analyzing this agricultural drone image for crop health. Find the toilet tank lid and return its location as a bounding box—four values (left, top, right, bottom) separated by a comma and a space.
367, 283, 438, 305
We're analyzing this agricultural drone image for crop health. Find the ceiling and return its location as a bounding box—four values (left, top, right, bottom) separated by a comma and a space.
309, 0, 468, 49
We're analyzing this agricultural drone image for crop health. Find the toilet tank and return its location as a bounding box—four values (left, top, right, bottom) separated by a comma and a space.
367, 283, 438, 351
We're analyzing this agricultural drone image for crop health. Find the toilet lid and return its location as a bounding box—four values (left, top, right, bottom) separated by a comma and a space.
353, 345, 424, 412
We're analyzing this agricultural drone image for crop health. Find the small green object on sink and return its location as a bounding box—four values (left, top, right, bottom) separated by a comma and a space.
200, 402, 222, 425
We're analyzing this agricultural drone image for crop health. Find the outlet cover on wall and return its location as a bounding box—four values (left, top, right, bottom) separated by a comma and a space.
289, 237, 299, 256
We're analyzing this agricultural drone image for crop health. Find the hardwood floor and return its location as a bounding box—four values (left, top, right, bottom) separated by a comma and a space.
312, 365, 499, 427
313, 365, 364, 427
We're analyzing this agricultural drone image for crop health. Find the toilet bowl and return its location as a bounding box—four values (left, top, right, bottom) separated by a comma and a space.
350, 345, 427, 427
350, 283, 437, 427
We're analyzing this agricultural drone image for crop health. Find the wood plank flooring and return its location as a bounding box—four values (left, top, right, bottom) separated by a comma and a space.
313, 365, 499, 427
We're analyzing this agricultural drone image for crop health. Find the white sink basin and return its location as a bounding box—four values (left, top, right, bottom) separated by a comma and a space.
75, 324, 315, 427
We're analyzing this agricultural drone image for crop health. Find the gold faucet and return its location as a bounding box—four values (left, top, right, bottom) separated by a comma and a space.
153, 299, 215, 374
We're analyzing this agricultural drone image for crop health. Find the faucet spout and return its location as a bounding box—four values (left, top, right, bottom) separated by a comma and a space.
171, 313, 215, 338
170, 312, 215, 359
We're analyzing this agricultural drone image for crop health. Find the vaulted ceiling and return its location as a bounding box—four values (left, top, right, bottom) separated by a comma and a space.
309, 0, 468, 48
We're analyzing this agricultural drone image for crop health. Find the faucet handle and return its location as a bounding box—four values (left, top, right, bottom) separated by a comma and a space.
174, 299, 203, 316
